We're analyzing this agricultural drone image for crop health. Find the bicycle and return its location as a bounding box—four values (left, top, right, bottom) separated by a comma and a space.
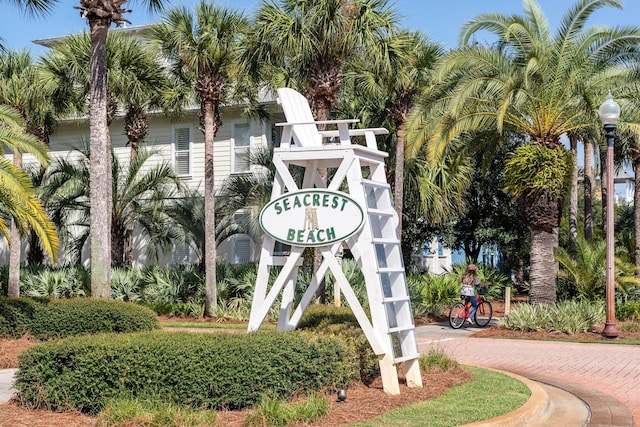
448, 286, 493, 329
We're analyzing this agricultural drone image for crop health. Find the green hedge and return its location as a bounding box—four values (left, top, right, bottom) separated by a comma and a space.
16, 331, 357, 415
0, 298, 44, 338
0, 298, 158, 339
297, 304, 379, 384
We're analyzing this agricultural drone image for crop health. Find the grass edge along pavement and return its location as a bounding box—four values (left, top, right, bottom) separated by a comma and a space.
346, 367, 530, 427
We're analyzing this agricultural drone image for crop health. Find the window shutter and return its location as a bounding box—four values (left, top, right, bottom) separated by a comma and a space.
172, 244, 191, 265
174, 127, 191, 176
233, 123, 251, 173
234, 236, 251, 264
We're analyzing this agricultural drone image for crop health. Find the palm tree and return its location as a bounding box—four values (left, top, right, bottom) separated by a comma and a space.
45, 31, 173, 265
350, 30, 442, 237
0, 49, 60, 296
245, 0, 398, 123
555, 235, 640, 301
244, 0, 399, 300
0, 104, 58, 289
406, 0, 640, 305
150, 1, 248, 315
43, 145, 183, 267
76, 0, 164, 298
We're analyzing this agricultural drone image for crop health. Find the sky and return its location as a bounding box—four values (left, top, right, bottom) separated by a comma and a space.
2, 0, 640, 57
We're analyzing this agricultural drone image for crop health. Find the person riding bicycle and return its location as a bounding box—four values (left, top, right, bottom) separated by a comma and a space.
460, 264, 489, 324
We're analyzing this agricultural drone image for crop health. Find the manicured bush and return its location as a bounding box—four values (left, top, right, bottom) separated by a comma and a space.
0, 297, 45, 338
28, 299, 159, 339
297, 305, 379, 384
297, 304, 361, 329
16, 330, 357, 415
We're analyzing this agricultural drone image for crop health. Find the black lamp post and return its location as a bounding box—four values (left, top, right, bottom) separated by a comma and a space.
599, 92, 620, 339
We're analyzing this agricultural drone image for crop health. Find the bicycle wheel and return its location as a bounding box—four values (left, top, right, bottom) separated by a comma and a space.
448, 302, 466, 329
474, 301, 493, 327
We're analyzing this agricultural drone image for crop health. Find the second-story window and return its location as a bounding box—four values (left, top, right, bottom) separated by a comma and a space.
233, 122, 251, 173
173, 125, 192, 177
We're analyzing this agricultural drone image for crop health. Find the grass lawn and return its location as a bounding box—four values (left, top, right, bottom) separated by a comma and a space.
348, 367, 530, 427
159, 321, 276, 330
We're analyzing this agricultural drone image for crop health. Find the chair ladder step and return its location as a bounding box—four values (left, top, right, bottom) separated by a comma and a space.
382, 296, 410, 303
393, 353, 421, 363
388, 325, 415, 333
367, 208, 395, 217
372, 238, 399, 245
378, 267, 404, 274
361, 179, 390, 190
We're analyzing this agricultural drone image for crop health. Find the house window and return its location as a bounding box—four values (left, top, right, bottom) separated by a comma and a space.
173, 126, 192, 177
232, 235, 252, 264
172, 243, 192, 265
232, 122, 251, 173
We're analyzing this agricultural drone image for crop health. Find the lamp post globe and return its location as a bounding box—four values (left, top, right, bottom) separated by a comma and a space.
599, 91, 620, 339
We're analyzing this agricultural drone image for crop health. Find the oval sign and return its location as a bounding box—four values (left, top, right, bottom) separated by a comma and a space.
260, 189, 364, 247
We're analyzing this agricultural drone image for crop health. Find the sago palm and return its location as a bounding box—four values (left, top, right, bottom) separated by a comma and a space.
406, 0, 640, 305
42, 145, 183, 268
555, 235, 640, 301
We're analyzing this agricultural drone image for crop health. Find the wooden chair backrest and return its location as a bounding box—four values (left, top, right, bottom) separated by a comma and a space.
277, 87, 323, 147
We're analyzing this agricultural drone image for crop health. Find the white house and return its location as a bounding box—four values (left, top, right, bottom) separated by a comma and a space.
1, 91, 285, 267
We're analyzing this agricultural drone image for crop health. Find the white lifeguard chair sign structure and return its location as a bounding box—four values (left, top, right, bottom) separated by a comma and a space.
248, 88, 422, 394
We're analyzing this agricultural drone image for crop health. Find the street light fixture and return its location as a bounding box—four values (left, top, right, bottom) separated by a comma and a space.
599, 91, 620, 339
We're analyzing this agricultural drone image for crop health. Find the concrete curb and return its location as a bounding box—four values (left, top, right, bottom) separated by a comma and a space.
511, 371, 634, 427
459, 368, 549, 427
0, 368, 18, 404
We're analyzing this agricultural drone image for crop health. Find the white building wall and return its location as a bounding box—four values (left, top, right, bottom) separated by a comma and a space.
1, 104, 276, 268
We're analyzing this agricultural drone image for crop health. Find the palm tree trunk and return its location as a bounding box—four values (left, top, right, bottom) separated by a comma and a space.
584, 140, 593, 240
89, 18, 112, 299
7, 151, 22, 297
203, 100, 217, 316
528, 227, 558, 306
569, 134, 578, 252
394, 122, 406, 238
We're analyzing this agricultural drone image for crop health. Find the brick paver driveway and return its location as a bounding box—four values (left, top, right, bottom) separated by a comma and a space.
415, 326, 640, 426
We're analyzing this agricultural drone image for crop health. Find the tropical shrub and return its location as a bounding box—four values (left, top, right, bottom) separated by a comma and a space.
555, 236, 640, 301
548, 300, 604, 334
16, 331, 357, 415
617, 301, 640, 321
110, 268, 143, 302
409, 272, 459, 308
499, 303, 552, 332
21, 268, 88, 298
501, 300, 604, 333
